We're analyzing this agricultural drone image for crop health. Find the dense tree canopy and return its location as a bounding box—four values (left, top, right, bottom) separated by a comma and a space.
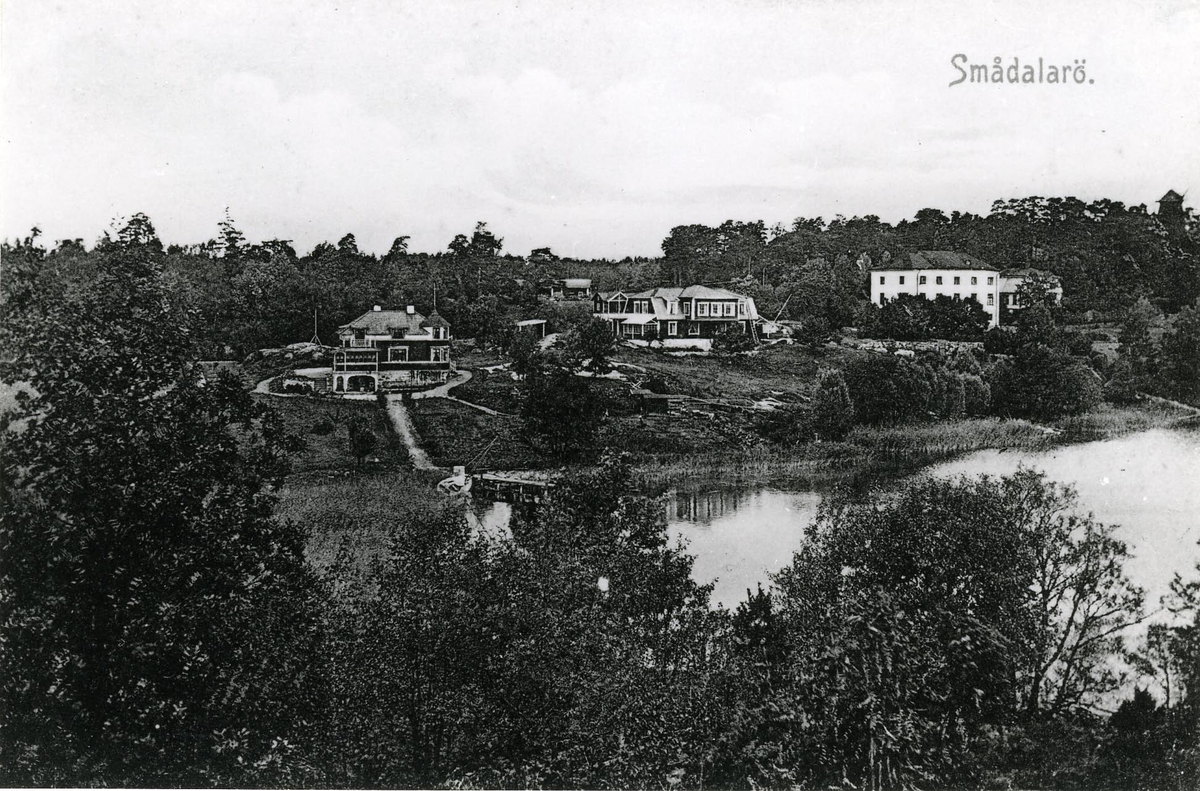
0, 220, 325, 785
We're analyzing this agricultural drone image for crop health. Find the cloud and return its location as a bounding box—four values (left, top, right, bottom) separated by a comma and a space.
2, 0, 1198, 257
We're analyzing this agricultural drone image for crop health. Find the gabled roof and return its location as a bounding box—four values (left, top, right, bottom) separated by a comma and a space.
679, 284, 744, 299
421, 310, 451, 329
340, 309, 427, 335
1000, 267, 1061, 281
1160, 190, 1184, 202
596, 285, 760, 320
872, 251, 997, 272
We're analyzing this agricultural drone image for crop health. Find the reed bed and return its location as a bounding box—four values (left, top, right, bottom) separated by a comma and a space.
1055, 402, 1197, 440
275, 470, 448, 574
635, 416, 1096, 489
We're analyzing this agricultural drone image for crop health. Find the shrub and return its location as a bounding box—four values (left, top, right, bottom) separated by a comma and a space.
842, 354, 936, 425
754, 404, 814, 446
811, 369, 855, 440
989, 346, 1102, 420
711, 324, 756, 354
984, 327, 1023, 356
311, 419, 335, 435
960, 374, 992, 416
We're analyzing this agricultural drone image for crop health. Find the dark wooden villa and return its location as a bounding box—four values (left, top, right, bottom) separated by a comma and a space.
331, 305, 452, 393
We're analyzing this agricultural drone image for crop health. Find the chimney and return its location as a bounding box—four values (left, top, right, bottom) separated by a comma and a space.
372, 305, 382, 312
406, 305, 415, 314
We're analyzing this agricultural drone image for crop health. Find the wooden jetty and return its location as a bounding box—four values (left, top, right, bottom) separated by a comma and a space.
472, 472, 554, 504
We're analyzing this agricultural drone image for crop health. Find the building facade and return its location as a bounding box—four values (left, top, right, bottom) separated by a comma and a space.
538, 278, 594, 300
871, 251, 1064, 329
592, 285, 761, 348
331, 305, 452, 393
871, 251, 1002, 327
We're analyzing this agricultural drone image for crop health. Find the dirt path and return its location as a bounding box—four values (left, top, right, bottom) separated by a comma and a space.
385, 396, 436, 470
411, 368, 473, 400
1139, 392, 1200, 419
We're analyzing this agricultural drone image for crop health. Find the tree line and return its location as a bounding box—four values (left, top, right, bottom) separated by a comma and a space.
22, 195, 1199, 362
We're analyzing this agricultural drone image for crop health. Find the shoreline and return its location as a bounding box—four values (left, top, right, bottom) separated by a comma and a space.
631, 401, 1195, 492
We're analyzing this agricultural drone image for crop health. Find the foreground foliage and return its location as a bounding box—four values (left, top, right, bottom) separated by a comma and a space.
1, 222, 325, 785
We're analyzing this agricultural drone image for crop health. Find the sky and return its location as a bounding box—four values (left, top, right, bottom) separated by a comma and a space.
3, 0, 1198, 258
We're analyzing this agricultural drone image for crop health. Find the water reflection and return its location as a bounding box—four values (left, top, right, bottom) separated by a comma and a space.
472, 427, 1200, 616
668, 487, 763, 525
666, 488, 823, 608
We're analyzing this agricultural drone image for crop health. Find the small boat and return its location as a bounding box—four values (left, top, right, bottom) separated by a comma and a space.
437, 466, 472, 496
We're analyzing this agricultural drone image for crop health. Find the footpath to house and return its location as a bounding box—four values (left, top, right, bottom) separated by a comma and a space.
385, 396, 435, 470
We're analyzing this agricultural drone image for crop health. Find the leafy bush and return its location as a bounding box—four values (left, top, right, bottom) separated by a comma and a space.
711, 323, 756, 353
960, 373, 992, 416
519, 369, 603, 460
842, 354, 936, 424
988, 345, 1102, 420
311, 419, 335, 435
870, 293, 990, 341
984, 326, 1023, 356
810, 369, 855, 440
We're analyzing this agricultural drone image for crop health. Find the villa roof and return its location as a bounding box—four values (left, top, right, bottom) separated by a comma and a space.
595, 285, 760, 321
872, 250, 997, 272
340, 309, 427, 335
679, 284, 743, 299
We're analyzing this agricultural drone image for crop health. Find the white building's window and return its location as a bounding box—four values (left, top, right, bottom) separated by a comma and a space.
987, 293, 994, 305
879, 293, 886, 305
668, 321, 678, 336
953, 276, 961, 285
936, 276, 943, 285
879, 276, 885, 284
971, 276, 978, 285
899, 276, 905, 285
919, 275, 927, 285
987, 276, 994, 285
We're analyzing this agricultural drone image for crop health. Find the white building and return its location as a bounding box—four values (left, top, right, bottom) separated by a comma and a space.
998, 267, 1064, 314
871, 251, 1002, 327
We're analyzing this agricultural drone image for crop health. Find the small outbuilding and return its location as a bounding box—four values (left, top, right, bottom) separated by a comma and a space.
515, 318, 548, 338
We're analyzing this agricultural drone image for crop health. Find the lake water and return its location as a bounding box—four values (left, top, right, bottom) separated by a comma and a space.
473, 428, 1200, 612
670, 427, 1200, 610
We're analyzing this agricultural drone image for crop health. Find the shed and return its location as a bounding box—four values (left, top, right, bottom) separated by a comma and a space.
515, 318, 548, 338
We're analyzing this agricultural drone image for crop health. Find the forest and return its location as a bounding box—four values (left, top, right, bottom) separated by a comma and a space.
30, 196, 1196, 362
2, 203, 1199, 789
